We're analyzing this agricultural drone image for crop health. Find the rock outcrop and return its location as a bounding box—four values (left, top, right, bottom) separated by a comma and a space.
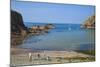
11, 10, 27, 34
81, 15, 95, 29
11, 10, 27, 45
28, 24, 54, 34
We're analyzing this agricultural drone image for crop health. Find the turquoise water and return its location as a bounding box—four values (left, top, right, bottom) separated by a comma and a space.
17, 23, 95, 51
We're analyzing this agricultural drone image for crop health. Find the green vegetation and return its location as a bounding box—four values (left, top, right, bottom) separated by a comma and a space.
76, 50, 95, 56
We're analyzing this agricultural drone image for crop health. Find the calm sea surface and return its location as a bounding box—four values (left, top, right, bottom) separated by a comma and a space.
16, 22, 95, 51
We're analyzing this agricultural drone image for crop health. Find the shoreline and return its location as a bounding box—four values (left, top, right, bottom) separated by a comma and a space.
11, 47, 95, 66
11, 47, 95, 55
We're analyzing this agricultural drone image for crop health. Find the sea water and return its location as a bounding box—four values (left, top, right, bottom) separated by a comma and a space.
17, 22, 95, 51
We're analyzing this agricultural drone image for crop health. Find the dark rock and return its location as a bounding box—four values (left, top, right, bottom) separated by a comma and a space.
11, 10, 27, 45
11, 10, 27, 33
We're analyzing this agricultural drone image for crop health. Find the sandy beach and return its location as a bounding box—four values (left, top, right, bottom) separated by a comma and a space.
11, 48, 95, 66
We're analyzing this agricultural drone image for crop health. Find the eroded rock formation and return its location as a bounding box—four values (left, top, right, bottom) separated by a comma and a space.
81, 15, 95, 29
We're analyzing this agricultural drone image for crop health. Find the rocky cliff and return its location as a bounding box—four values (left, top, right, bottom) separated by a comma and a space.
11, 10, 27, 33
11, 10, 27, 45
81, 15, 95, 29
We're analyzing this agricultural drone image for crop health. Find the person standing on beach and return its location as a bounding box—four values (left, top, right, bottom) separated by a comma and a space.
37, 54, 40, 58
28, 53, 32, 62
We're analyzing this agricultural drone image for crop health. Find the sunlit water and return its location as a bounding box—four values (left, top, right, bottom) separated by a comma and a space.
17, 23, 95, 51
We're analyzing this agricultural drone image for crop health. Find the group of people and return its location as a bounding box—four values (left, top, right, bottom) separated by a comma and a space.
28, 52, 51, 62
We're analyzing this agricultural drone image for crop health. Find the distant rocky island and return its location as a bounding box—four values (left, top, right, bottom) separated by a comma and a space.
11, 10, 54, 45
81, 15, 95, 29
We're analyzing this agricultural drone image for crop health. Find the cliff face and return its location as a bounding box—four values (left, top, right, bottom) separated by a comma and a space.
11, 10, 27, 33
11, 10, 27, 45
81, 15, 95, 28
